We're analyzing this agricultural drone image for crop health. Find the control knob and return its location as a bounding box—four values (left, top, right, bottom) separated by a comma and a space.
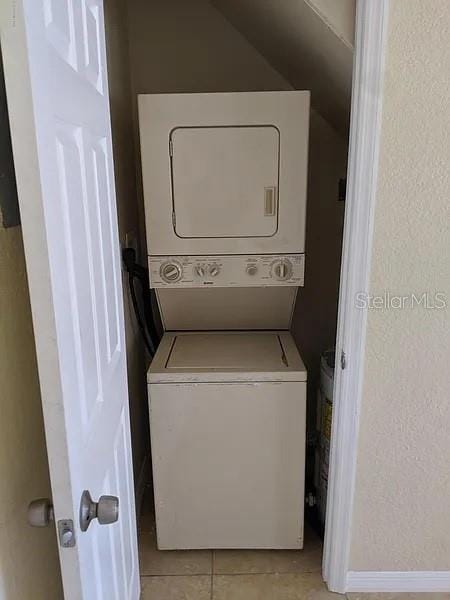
195, 265, 206, 277
271, 258, 293, 281
246, 265, 258, 276
160, 261, 182, 283
208, 264, 220, 277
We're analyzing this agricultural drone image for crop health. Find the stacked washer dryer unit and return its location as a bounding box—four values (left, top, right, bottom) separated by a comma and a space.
139, 91, 310, 550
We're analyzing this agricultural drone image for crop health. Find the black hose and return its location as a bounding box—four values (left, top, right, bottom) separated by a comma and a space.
122, 247, 159, 356
128, 272, 155, 355
135, 273, 160, 348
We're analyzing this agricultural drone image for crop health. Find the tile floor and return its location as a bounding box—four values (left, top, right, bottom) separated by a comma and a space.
139, 487, 448, 600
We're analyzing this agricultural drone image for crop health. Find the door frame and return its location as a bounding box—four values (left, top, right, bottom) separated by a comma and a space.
322, 0, 390, 593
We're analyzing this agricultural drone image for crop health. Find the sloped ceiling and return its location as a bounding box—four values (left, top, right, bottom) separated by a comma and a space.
307, 0, 355, 46
211, 0, 355, 137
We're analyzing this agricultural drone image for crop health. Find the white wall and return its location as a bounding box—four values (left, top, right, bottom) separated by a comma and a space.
0, 227, 62, 599
350, 0, 450, 571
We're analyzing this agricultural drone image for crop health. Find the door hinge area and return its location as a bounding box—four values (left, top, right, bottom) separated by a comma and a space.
172, 211, 176, 228
305, 492, 316, 507
340, 350, 347, 370
169, 139, 173, 156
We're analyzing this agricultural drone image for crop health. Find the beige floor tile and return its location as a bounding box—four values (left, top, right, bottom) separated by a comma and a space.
139, 528, 212, 576
212, 572, 342, 600
347, 594, 450, 599
141, 575, 211, 600
213, 526, 322, 575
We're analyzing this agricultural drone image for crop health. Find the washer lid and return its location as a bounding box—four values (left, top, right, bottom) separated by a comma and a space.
168, 333, 286, 370
148, 331, 307, 383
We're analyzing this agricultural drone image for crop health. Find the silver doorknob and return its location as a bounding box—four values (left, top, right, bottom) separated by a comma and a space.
28, 498, 54, 527
79, 490, 119, 532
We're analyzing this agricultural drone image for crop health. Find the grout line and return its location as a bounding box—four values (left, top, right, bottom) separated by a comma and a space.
210, 566, 322, 576
140, 570, 322, 579
140, 574, 211, 579
140, 569, 321, 578
211, 551, 215, 599
140, 572, 212, 578
208, 570, 321, 577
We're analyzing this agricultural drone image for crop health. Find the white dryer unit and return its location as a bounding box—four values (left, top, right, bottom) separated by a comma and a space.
138, 91, 310, 257
148, 331, 307, 549
139, 91, 310, 332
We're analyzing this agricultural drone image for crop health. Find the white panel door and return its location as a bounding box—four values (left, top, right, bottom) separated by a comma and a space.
0, 1, 139, 599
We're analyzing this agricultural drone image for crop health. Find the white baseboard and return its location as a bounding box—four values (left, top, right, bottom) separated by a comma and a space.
346, 571, 450, 592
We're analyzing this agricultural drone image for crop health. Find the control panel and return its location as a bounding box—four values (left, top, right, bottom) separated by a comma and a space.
149, 255, 305, 288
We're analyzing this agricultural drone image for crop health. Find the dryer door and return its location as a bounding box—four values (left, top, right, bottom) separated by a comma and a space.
171, 126, 279, 239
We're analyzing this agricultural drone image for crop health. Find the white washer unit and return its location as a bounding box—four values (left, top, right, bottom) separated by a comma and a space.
148, 332, 307, 550
139, 91, 310, 549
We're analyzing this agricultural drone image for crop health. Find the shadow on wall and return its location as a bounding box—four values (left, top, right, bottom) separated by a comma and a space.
0, 44, 62, 599
0, 225, 63, 599
292, 110, 347, 429
104, 0, 151, 502
0, 49, 19, 228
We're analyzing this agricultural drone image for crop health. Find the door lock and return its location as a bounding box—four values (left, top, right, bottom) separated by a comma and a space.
79, 490, 119, 532
28, 498, 76, 548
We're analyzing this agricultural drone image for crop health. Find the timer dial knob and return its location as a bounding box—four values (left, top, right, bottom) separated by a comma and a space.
208, 265, 220, 277
160, 261, 182, 283
272, 259, 293, 281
